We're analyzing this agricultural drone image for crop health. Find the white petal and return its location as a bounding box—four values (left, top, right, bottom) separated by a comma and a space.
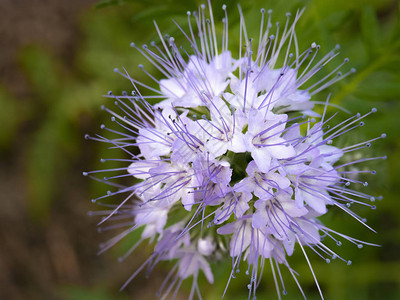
252, 147, 272, 173
266, 139, 296, 159
230, 223, 252, 257
303, 191, 328, 214
128, 161, 156, 179
160, 78, 185, 99
181, 188, 194, 211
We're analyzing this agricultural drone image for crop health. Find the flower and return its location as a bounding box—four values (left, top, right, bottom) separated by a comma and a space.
85, 1, 386, 299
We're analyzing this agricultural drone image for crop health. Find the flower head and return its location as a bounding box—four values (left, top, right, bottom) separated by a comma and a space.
85, 1, 385, 298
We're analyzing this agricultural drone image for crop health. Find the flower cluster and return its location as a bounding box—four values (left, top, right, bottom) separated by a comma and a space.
85, 2, 385, 299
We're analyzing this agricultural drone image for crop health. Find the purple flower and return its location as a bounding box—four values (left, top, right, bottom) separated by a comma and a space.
85, 1, 385, 299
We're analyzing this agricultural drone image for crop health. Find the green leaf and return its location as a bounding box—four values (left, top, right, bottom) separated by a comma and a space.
0, 87, 20, 150
59, 286, 129, 300
27, 118, 62, 221
361, 5, 380, 59
19, 46, 62, 103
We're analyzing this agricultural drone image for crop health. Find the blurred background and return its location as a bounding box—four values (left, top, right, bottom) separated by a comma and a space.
0, 0, 399, 299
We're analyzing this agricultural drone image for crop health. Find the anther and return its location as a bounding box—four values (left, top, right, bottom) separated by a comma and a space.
83, 172, 88, 176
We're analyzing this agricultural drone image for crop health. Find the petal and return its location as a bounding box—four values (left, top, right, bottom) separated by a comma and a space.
160, 78, 186, 99
252, 210, 267, 228
252, 147, 272, 173
198, 255, 214, 283
128, 161, 157, 179
230, 223, 252, 257
266, 172, 291, 189
181, 188, 194, 211
280, 200, 309, 217
297, 219, 321, 244
228, 132, 247, 153
302, 190, 328, 214
217, 222, 237, 235
266, 138, 296, 159
247, 109, 265, 135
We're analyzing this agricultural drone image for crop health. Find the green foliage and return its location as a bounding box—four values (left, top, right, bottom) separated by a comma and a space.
0, 88, 20, 150
60, 286, 129, 300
